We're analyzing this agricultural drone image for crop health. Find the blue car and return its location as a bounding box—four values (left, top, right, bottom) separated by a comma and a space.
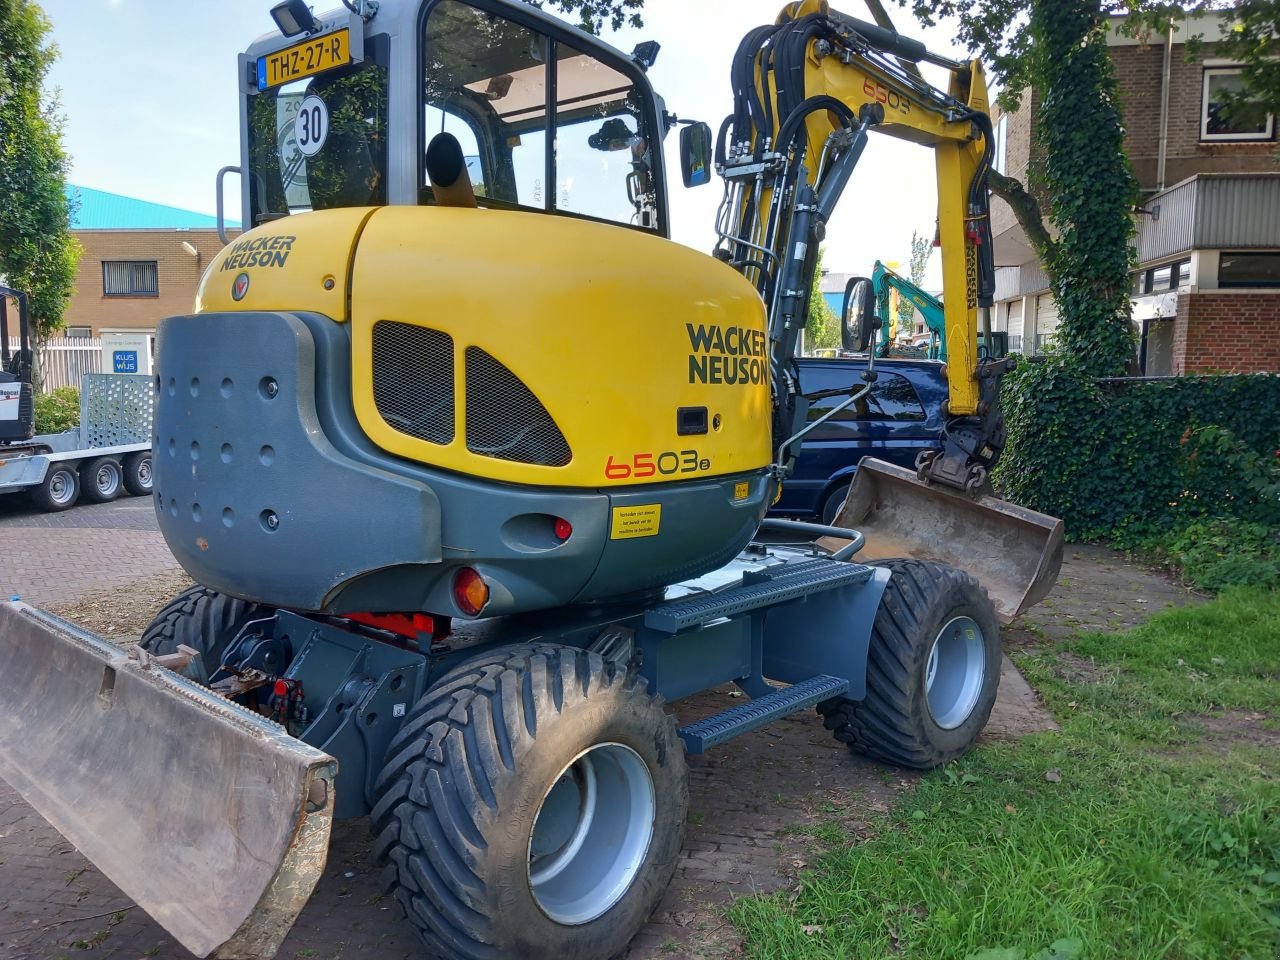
771, 357, 947, 524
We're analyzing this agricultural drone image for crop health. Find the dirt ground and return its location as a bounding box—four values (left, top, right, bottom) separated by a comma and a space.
0, 543, 1200, 960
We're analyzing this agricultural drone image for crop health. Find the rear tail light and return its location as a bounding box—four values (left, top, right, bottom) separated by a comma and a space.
453, 567, 490, 616
553, 517, 573, 541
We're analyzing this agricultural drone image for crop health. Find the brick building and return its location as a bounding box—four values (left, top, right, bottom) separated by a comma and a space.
989, 13, 1280, 374
63, 185, 238, 340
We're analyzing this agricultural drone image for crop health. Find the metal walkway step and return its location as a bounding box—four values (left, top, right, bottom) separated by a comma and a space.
645, 559, 870, 634
677, 674, 850, 754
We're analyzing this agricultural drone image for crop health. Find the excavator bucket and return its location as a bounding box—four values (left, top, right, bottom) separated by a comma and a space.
0, 601, 336, 959
826, 458, 1064, 622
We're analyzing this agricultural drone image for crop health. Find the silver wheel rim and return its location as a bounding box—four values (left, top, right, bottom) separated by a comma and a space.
528, 742, 655, 925
95, 463, 120, 498
48, 470, 76, 506
136, 458, 153, 489
925, 616, 986, 730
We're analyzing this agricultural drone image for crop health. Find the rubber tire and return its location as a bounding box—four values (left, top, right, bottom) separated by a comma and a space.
30, 464, 79, 512
817, 558, 1001, 769
371, 643, 688, 960
122, 451, 153, 496
139, 586, 271, 683
78, 456, 122, 504
820, 481, 852, 526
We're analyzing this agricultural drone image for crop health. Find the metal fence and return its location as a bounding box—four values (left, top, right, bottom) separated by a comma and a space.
7, 337, 102, 392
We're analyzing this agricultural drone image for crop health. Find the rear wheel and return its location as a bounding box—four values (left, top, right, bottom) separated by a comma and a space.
817, 558, 1001, 768
31, 464, 79, 512
372, 643, 688, 960
122, 451, 153, 496
79, 457, 122, 503
140, 586, 271, 684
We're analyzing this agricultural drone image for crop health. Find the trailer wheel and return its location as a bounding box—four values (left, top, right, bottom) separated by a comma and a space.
79, 457, 122, 503
817, 558, 1001, 769
122, 451, 153, 496
140, 586, 270, 684
31, 464, 79, 512
372, 644, 687, 960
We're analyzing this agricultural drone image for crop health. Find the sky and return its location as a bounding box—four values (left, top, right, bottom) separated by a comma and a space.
40, 0, 972, 286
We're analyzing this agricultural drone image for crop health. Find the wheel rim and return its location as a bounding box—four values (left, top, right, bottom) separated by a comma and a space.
136, 457, 153, 489
925, 616, 986, 730
48, 470, 75, 506
95, 464, 120, 497
528, 742, 655, 925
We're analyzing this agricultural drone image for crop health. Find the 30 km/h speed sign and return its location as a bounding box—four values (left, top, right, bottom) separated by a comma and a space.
295, 95, 329, 158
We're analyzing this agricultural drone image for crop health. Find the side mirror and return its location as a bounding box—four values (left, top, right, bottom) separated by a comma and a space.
841, 277, 880, 353
679, 122, 713, 188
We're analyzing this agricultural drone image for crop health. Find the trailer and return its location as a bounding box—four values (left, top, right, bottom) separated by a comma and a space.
0, 373, 154, 511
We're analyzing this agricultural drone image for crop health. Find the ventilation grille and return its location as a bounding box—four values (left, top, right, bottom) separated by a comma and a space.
465, 347, 571, 467
372, 321, 454, 444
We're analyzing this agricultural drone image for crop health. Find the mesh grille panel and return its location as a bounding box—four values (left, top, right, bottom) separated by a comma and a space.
372, 321, 454, 444
465, 347, 571, 467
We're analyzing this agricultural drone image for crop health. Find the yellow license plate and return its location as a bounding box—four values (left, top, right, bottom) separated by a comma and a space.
257, 29, 351, 90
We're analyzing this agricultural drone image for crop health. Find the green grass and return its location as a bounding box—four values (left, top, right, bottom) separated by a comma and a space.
730, 589, 1280, 960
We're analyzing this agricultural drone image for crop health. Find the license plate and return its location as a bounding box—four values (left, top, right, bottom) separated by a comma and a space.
257, 29, 351, 90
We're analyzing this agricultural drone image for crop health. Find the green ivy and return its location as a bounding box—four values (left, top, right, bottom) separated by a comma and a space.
995, 359, 1280, 544
1034, 0, 1138, 378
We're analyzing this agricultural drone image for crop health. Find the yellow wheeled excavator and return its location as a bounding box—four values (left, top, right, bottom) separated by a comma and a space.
0, 2, 1061, 958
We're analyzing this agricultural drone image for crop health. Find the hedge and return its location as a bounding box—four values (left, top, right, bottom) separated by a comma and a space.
33, 386, 80, 434
995, 361, 1280, 544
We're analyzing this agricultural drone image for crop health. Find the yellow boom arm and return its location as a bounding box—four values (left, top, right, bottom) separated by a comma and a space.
714, 0, 1004, 493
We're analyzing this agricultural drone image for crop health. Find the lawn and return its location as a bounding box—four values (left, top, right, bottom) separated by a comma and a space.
731, 589, 1280, 960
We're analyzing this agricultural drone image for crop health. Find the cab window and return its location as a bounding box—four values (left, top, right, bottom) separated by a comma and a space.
247, 55, 389, 223
421, 0, 659, 230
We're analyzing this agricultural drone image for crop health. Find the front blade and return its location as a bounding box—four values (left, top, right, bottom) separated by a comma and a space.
0, 601, 336, 959
826, 458, 1064, 622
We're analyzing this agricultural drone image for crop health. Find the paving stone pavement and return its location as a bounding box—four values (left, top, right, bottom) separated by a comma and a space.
0, 505, 1199, 960
0, 497, 177, 607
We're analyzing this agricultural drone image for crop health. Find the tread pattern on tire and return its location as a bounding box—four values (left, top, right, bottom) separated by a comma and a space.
139, 585, 268, 666
370, 643, 681, 960
817, 557, 997, 769
31, 465, 78, 512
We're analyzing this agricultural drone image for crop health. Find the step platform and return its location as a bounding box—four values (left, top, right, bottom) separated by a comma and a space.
677, 674, 850, 754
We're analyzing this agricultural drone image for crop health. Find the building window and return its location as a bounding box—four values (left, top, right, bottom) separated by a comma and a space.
102, 261, 158, 297
1132, 258, 1191, 295
992, 115, 1008, 174
1202, 68, 1274, 141
1218, 251, 1280, 288
65, 326, 92, 339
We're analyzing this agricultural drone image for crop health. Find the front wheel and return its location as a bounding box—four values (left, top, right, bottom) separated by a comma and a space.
372, 644, 688, 960
140, 586, 271, 684
31, 464, 79, 512
818, 558, 1001, 768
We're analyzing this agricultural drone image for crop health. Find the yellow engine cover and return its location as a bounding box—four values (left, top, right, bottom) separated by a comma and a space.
351, 207, 771, 488
197, 206, 772, 489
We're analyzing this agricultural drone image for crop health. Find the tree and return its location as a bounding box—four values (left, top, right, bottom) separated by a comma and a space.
526, 0, 643, 33
0, 0, 80, 357
896, 230, 933, 331
806, 247, 841, 353
902, 0, 1138, 378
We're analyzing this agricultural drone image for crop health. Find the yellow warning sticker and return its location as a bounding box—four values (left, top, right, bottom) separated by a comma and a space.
733, 481, 750, 501
610, 504, 662, 540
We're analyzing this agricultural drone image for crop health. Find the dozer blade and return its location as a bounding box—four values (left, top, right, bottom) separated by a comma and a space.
825, 458, 1064, 622
0, 601, 336, 959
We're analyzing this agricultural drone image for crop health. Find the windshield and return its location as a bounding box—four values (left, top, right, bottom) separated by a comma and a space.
421, 0, 660, 231
246, 55, 389, 225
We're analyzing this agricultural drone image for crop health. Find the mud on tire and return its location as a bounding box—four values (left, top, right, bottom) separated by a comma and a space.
817, 558, 1001, 769
371, 643, 688, 960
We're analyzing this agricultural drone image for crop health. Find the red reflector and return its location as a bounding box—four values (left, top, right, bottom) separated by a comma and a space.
453, 567, 490, 616
273, 679, 289, 698
342, 611, 435, 640
554, 517, 573, 540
